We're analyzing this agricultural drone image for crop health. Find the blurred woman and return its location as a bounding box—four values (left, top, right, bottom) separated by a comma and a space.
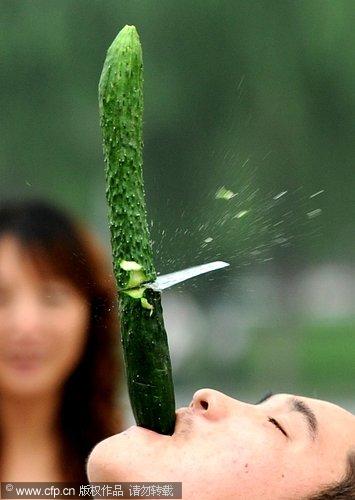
0, 199, 122, 481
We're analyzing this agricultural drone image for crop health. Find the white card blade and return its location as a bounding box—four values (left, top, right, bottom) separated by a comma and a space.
147, 261, 229, 292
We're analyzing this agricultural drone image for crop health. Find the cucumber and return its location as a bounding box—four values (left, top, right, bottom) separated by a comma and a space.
99, 25, 176, 435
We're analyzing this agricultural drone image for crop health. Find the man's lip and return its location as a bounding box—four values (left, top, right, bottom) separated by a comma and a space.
122, 408, 193, 438
176, 406, 193, 418
123, 425, 170, 439
174, 407, 194, 430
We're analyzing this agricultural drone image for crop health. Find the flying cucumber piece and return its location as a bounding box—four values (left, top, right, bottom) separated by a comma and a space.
99, 25, 176, 435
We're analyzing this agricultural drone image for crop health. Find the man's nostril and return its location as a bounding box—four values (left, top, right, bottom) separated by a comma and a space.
200, 400, 208, 410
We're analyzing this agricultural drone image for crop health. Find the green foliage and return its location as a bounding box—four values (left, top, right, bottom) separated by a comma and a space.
298, 321, 355, 394
1, 1, 354, 400
0, 0, 354, 263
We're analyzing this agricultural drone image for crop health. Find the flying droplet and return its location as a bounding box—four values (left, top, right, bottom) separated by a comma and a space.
273, 191, 287, 200
215, 186, 236, 200
309, 190, 324, 199
234, 210, 249, 219
307, 209, 322, 219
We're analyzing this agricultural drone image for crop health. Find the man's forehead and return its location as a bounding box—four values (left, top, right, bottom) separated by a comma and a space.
301, 395, 354, 419
265, 393, 354, 420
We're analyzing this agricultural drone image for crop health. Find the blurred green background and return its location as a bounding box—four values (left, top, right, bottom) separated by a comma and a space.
1, 0, 354, 413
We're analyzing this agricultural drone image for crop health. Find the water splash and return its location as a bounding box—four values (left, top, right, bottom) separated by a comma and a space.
273, 191, 287, 200
309, 190, 324, 199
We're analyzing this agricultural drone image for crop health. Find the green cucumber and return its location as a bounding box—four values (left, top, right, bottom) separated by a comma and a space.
99, 25, 176, 435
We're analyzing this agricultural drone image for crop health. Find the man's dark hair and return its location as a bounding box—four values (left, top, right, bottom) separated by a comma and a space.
308, 451, 355, 499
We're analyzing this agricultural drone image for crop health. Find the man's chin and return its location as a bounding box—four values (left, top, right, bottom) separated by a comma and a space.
87, 425, 167, 482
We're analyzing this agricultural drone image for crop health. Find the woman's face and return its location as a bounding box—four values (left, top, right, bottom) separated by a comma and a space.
0, 236, 90, 398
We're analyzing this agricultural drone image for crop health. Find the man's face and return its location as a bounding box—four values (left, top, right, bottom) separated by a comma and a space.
87, 389, 355, 499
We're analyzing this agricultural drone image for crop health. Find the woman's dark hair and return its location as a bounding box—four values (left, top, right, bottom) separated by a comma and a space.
308, 451, 355, 499
0, 199, 123, 481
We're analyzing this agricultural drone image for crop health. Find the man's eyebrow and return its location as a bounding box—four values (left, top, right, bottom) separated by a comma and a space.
289, 398, 318, 440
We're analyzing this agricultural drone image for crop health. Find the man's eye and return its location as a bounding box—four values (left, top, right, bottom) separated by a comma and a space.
268, 417, 288, 438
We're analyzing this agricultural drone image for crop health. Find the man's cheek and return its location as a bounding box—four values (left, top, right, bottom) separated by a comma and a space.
224, 430, 283, 477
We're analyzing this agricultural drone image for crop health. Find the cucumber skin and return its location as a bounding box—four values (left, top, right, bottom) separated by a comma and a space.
99, 26, 176, 435
99, 25, 155, 290
120, 290, 175, 435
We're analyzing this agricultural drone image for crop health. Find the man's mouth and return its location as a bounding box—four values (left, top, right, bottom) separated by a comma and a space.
123, 425, 169, 440
121, 407, 193, 439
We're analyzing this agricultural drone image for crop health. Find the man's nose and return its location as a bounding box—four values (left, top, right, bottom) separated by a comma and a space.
190, 388, 240, 420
